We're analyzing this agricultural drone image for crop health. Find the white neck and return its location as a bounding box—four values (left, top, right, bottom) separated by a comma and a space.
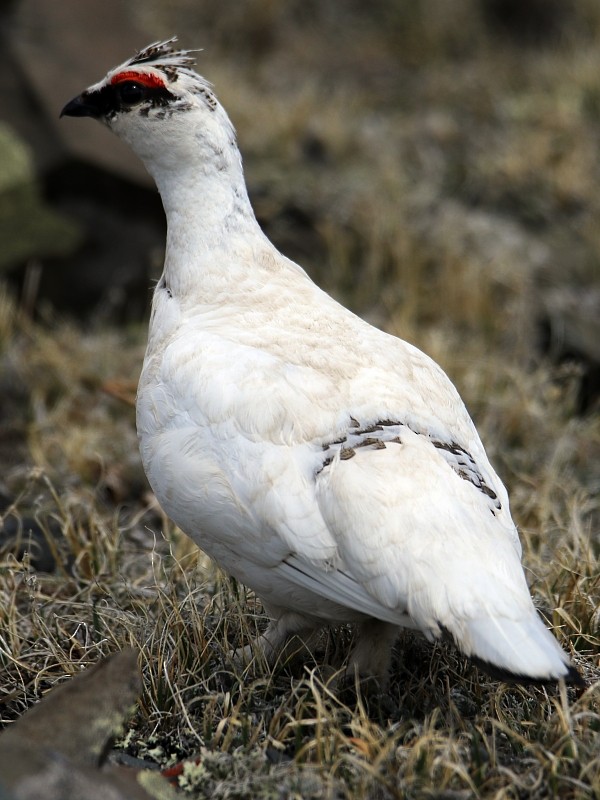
160, 141, 265, 295
117, 104, 269, 297
163, 167, 258, 287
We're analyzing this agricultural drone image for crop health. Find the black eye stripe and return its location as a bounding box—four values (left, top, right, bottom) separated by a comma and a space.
82, 82, 175, 117
116, 81, 151, 104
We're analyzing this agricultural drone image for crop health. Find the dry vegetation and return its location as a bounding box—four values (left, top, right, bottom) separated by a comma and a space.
1, 1, 599, 797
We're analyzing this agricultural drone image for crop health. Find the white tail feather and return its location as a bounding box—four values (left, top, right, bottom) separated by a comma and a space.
456, 612, 572, 681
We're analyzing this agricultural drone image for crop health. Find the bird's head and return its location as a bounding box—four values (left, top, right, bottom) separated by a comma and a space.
61, 38, 238, 181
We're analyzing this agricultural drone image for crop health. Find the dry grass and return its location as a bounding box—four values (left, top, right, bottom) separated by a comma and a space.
2, 1, 600, 797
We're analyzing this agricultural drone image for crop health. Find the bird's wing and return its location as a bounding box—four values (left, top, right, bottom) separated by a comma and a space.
273, 553, 416, 627
314, 425, 526, 625
302, 425, 571, 680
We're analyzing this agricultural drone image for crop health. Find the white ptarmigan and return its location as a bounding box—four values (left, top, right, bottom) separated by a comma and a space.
62, 39, 582, 687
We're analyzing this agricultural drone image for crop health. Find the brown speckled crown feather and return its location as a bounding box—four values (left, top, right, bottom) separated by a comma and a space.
129, 37, 198, 71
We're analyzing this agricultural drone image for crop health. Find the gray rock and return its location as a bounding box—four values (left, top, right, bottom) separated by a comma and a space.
0, 649, 177, 800
1, 0, 163, 318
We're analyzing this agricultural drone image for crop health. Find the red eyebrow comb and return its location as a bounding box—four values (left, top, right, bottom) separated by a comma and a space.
110, 70, 167, 89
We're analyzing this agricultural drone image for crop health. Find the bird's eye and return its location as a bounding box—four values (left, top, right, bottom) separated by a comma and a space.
117, 81, 147, 105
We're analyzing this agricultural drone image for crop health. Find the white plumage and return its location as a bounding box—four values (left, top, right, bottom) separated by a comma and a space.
62, 39, 581, 686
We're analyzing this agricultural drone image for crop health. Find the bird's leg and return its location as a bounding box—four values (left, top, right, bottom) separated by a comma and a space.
346, 619, 399, 688
234, 609, 321, 669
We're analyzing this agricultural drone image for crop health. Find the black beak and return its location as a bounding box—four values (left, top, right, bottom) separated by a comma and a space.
60, 92, 105, 119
